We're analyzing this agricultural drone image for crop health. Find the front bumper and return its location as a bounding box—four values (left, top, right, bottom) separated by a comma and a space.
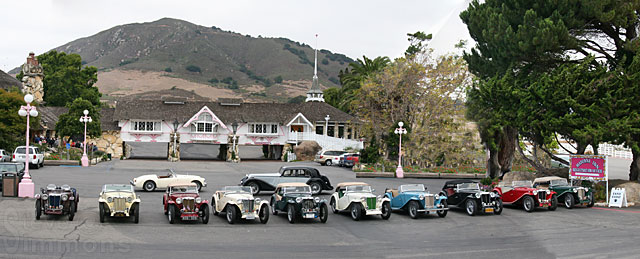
240, 211, 260, 220
364, 209, 383, 215
180, 211, 201, 221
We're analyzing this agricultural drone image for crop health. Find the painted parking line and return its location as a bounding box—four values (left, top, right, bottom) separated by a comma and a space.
592, 207, 640, 213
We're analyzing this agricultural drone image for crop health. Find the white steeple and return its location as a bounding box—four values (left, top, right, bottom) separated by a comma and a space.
306, 34, 324, 102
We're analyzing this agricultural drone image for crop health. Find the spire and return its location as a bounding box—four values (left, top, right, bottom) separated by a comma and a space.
306, 33, 324, 102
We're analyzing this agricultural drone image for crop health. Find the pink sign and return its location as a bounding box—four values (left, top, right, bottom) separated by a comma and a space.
570, 155, 607, 180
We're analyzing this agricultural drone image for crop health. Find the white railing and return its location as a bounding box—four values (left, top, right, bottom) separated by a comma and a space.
287, 132, 363, 151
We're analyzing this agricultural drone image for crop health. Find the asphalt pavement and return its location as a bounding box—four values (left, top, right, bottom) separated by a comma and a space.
0, 160, 639, 259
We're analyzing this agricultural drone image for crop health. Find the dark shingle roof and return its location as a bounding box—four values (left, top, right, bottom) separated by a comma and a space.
38, 107, 120, 131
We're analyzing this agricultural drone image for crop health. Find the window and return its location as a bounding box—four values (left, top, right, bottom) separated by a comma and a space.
316, 125, 323, 135
327, 125, 335, 136
190, 113, 217, 133
248, 123, 279, 134
338, 125, 344, 138
131, 121, 161, 132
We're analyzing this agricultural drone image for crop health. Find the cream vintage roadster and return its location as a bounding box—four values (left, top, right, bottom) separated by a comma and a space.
329, 182, 391, 221
98, 184, 141, 223
211, 186, 270, 224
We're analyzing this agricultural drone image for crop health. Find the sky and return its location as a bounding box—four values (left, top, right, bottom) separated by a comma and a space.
0, 0, 473, 72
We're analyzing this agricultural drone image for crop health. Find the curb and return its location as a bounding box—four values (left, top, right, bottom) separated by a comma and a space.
355, 172, 485, 179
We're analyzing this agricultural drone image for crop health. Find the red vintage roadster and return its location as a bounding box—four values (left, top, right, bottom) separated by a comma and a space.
163, 183, 209, 224
493, 180, 557, 212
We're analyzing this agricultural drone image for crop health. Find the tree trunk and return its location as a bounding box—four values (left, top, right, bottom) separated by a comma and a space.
487, 146, 500, 179
497, 126, 517, 176
630, 145, 640, 181
576, 142, 587, 154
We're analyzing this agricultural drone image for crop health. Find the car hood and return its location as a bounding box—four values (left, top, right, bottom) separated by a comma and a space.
103, 192, 135, 199
170, 193, 199, 199
285, 193, 313, 198
246, 173, 280, 178
224, 193, 254, 200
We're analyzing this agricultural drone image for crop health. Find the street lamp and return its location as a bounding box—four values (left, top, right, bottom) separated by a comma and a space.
79, 109, 92, 167
231, 121, 239, 162
18, 94, 38, 198
324, 115, 330, 136
394, 121, 407, 178
172, 119, 179, 160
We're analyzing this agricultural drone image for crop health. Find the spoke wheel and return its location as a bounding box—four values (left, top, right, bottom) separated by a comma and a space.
35, 200, 41, 220
99, 203, 105, 223
68, 202, 75, 221
523, 196, 535, 212
270, 197, 278, 215
310, 182, 322, 195
201, 205, 209, 224
212, 199, 219, 215
437, 200, 448, 218
564, 194, 574, 209
350, 203, 362, 221
330, 197, 338, 214
319, 203, 328, 223
226, 205, 237, 224
465, 199, 477, 216
287, 204, 296, 224
259, 204, 269, 224
168, 205, 176, 224
408, 201, 419, 219
494, 199, 503, 215
248, 182, 260, 195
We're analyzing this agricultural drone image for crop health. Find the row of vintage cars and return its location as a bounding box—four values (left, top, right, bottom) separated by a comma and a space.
34, 166, 595, 224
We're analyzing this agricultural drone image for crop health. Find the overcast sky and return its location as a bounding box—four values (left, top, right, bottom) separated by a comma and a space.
0, 0, 472, 71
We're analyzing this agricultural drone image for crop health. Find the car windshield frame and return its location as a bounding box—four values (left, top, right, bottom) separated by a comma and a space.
0, 164, 18, 173
550, 179, 569, 186
456, 183, 480, 190
513, 180, 533, 187
283, 186, 312, 194
103, 185, 133, 192
224, 186, 252, 194
399, 184, 425, 193
170, 186, 198, 194
345, 185, 372, 193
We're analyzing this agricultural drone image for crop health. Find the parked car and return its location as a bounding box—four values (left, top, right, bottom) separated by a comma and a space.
314, 150, 347, 166
533, 176, 594, 209
240, 166, 333, 195
384, 184, 448, 219
441, 179, 503, 216
35, 184, 79, 221
329, 182, 391, 221
0, 149, 11, 162
270, 183, 328, 223
493, 180, 557, 212
131, 169, 206, 192
211, 186, 270, 224
0, 162, 25, 191
12, 146, 44, 169
343, 153, 360, 168
163, 183, 209, 224
98, 184, 140, 223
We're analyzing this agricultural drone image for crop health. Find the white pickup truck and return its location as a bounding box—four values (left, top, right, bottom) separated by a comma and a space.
12, 146, 44, 168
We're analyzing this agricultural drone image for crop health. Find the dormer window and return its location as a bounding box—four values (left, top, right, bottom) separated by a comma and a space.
191, 113, 218, 133
248, 123, 278, 135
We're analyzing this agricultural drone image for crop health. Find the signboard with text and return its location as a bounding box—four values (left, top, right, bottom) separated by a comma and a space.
569, 155, 607, 181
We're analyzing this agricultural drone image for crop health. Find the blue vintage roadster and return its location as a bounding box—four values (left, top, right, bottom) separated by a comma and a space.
384, 184, 448, 219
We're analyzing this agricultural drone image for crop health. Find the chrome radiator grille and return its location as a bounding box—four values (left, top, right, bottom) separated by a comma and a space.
114, 197, 126, 211
577, 189, 585, 200
242, 200, 254, 212
481, 194, 490, 204
49, 195, 61, 207
302, 199, 315, 210
183, 198, 195, 212
538, 191, 547, 201
425, 196, 435, 207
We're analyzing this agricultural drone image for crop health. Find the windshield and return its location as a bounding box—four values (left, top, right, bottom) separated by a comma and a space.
0, 164, 18, 172
513, 180, 533, 187
104, 185, 133, 192
400, 184, 425, 192
346, 185, 372, 193
283, 186, 311, 194
457, 183, 480, 190
550, 179, 568, 186
225, 186, 252, 194
171, 186, 198, 194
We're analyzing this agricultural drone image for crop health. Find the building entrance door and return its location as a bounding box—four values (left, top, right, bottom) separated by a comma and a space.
290, 125, 304, 132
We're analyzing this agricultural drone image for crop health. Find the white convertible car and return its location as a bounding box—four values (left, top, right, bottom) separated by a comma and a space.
130, 169, 207, 192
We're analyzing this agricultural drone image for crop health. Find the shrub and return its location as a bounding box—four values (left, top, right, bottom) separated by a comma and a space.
274, 75, 283, 84
322, 59, 329, 65
208, 78, 219, 84
164, 67, 172, 72
185, 65, 201, 73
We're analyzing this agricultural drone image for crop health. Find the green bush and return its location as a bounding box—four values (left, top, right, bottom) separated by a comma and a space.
322, 59, 329, 65
208, 78, 219, 84
274, 75, 283, 84
185, 65, 201, 73
164, 67, 172, 72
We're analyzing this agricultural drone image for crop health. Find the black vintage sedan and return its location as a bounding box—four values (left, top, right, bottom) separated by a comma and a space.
240, 166, 333, 195
440, 179, 503, 216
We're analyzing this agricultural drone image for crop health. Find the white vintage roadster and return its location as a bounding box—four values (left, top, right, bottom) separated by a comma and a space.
211, 186, 270, 224
130, 169, 206, 192
329, 182, 391, 221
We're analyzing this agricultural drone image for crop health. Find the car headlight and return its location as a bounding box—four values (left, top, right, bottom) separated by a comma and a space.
176, 198, 182, 204
475, 193, 481, 198
533, 190, 538, 195
42, 194, 48, 200
314, 197, 320, 203
107, 197, 113, 203
490, 192, 496, 198
195, 197, 202, 203
419, 195, 425, 200
546, 190, 550, 194
360, 197, 366, 202
573, 188, 577, 193
62, 194, 68, 201
127, 197, 133, 203
296, 197, 302, 203
255, 198, 261, 204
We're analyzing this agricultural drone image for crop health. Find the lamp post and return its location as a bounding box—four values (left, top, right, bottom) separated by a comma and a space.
172, 119, 179, 160
231, 121, 238, 162
394, 121, 407, 178
79, 109, 92, 167
324, 115, 330, 136
18, 94, 38, 198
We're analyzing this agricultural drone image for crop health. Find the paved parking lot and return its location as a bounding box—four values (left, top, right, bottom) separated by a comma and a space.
0, 160, 639, 259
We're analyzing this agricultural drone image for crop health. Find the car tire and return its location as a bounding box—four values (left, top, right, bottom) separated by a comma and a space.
523, 196, 535, 212
587, 192, 595, 208
350, 203, 362, 221
259, 204, 269, 224
325, 160, 332, 166
310, 182, 322, 195
248, 182, 260, 195
408, 200, 419, 219
319, 203, 329, 223
381, 201, 391, 220
564, 194, 574, 209
192, 181, 202, 192
74, 196, 79, 212
35, 199, 41, 220
212, 199, 219, 216
143, 181, 156, 192
132, 203, 139, 224
549, 195, 558, 211
168, 205, 176, 224
68, 202, 75, 221
99, 203, 105, 223
287, 204, 296, 224
226, 205, 237, 224
201, 205, 209, 224
330, 197, 338, 214
494, 199, 503, 215
437, 200, 448, 218
270, 197, 278, 215
465, 199, 477, 216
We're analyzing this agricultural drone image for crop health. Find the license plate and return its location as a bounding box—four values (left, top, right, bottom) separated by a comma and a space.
182, 216, 197, 220
304, 213, 316, 219
540, 204, 548, 207
484, 208, 494, 213
246, 215, 255, 220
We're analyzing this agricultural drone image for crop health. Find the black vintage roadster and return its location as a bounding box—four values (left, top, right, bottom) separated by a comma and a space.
440, 180, 502, 216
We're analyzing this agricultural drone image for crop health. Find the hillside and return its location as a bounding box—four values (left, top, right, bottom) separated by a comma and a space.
0, 69, 21, 91
44, 18, 352, 102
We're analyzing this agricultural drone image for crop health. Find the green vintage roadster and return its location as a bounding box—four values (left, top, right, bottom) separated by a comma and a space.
533, 176, 594, 209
